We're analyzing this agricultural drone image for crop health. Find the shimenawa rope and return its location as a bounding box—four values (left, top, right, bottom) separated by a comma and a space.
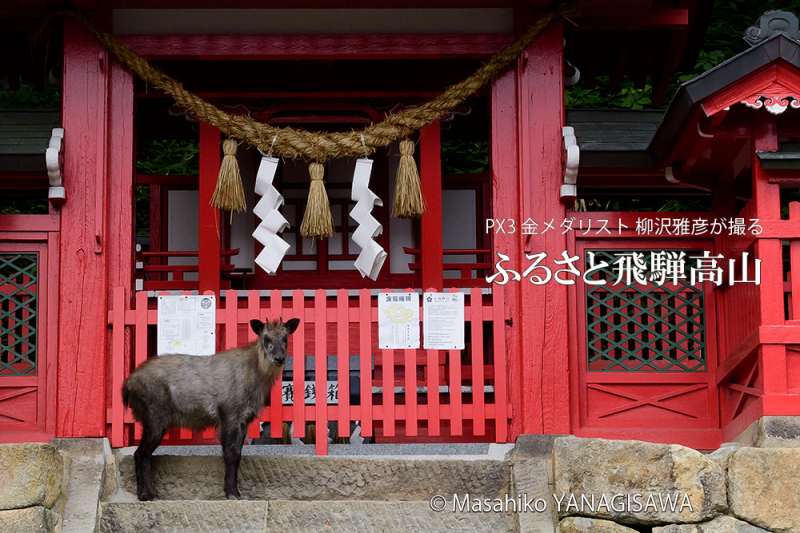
72, 6, 568, 229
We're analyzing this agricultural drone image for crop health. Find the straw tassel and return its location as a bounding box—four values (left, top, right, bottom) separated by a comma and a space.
393, 139, 425, 218
300, 162, 334, 239
211, 138, 247, 213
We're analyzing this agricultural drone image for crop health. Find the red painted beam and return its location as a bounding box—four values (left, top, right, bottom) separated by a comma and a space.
135, 90, 440, 100
575, 8, 689, 27
419, 121, 444, 291
198, 123, 222, 294
0, 214, 59, 232
120, 33, 512, 60
111, 1, 526, 9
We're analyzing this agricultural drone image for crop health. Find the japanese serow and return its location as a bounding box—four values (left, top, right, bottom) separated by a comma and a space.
122, 317, 300, 501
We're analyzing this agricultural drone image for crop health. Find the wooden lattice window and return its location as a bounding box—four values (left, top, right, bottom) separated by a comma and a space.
0, 253, 38, 376
585, 250, 707, 372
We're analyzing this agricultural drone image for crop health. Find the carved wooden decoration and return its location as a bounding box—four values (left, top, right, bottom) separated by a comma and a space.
741, 92, 800, 115
45, 127, 65, 206
560, 126, 579, 202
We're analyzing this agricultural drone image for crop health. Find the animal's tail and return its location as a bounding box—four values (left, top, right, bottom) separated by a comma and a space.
121, 379, 129, 408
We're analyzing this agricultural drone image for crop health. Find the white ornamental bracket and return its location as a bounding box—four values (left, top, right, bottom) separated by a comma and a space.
560, 126, 579, 203
252, 155, 290, 274
349, 158, 387, 280
46, 128, 65, 207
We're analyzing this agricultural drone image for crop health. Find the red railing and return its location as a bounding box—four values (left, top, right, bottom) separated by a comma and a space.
135, 249, 244, 289
404, 247, 491, 284
716, 198, 800, 438
107, 286, 511, 454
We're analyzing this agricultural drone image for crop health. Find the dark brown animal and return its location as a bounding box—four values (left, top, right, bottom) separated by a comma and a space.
122, 318, 300, 500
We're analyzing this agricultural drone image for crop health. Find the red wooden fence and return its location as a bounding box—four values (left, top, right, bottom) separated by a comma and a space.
107, 287, 510, 454
716, 196, 800, 440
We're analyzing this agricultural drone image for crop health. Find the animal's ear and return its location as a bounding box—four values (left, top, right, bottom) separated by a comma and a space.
284, 318, 300, 334
250, 319, 265, 336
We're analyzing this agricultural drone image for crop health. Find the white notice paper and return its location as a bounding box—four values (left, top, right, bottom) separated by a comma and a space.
423, 292, 465, 350
157, 295, 216, 356
378, 292, 420, 349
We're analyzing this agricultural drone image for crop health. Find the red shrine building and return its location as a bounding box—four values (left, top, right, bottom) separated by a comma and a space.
2, 2, 800, 453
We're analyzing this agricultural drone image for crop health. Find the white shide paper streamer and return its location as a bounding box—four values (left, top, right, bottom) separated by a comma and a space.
252, 155, 290, 274
349, 158, 387, 280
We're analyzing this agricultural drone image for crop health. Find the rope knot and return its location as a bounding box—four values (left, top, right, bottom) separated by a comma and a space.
222, 138, 238, 156
309, 162, 325, 182
399, 139, 415, 157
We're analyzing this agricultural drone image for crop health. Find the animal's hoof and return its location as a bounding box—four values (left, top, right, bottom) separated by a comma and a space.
226, 493, 240, 500
138, 492, 155, 501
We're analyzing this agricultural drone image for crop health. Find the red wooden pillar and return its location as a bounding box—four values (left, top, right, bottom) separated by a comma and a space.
57, 19, 112, 436
752, 115, 790, 411
514, 21, 570, 434
198, 123, 222, 293
491, 68, 524, 439
419, 122, 443, 290
107, 64, 135, 297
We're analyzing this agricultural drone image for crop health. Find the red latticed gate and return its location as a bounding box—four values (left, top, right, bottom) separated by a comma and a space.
107, 287, 511, 454
0, 240, 57, 442
571, 234, 721, 449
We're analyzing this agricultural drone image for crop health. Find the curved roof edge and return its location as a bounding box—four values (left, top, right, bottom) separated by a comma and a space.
649, 33, 800, 162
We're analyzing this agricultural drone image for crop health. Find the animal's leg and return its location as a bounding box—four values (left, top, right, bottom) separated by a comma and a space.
220, 419, 247, 499
134, 422, 165, 501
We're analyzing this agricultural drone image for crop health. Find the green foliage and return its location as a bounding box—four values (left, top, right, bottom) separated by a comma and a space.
0, 198, 48, 214
442, 139, 489, 175
135, 186, 150, 240
568, 0, 800, 110
0, 83, 60, 109
578, 196, 710, 212
136, 138, 199, 175
566, 77, 654, 110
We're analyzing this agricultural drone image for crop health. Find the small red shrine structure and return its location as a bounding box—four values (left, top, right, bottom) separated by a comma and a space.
2, 3, 800, 453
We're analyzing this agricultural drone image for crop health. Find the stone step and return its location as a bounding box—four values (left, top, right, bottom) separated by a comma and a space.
98, 501, 267, 533
98, 500, 515, 533
112, 444, 513, 501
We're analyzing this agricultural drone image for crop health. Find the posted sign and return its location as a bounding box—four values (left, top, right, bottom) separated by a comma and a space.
157, 295, 216, 356
423, 292, 465, 350
378, 292, 420, 349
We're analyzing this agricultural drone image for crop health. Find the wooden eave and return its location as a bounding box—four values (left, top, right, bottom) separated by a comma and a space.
651, 34, 800, 164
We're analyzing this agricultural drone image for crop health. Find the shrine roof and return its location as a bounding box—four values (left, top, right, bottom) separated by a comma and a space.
651, 32, 800, 162
0, 110, 59, 173
566, 110, 661, 168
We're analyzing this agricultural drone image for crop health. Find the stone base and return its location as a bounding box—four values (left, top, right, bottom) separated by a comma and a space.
98, 500, 268, 533
0, 506, 59, 533
728, 448, 800, 532
114, 450, 511, 501
0, 443, 64, 510
99, 500, 515, 533
734, 416, 800, 448
53, 438, 113, 533
559, 516, 638, 532
4, 435, 799, 533
268, 500, 514, 533
652, 516, 769, 532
